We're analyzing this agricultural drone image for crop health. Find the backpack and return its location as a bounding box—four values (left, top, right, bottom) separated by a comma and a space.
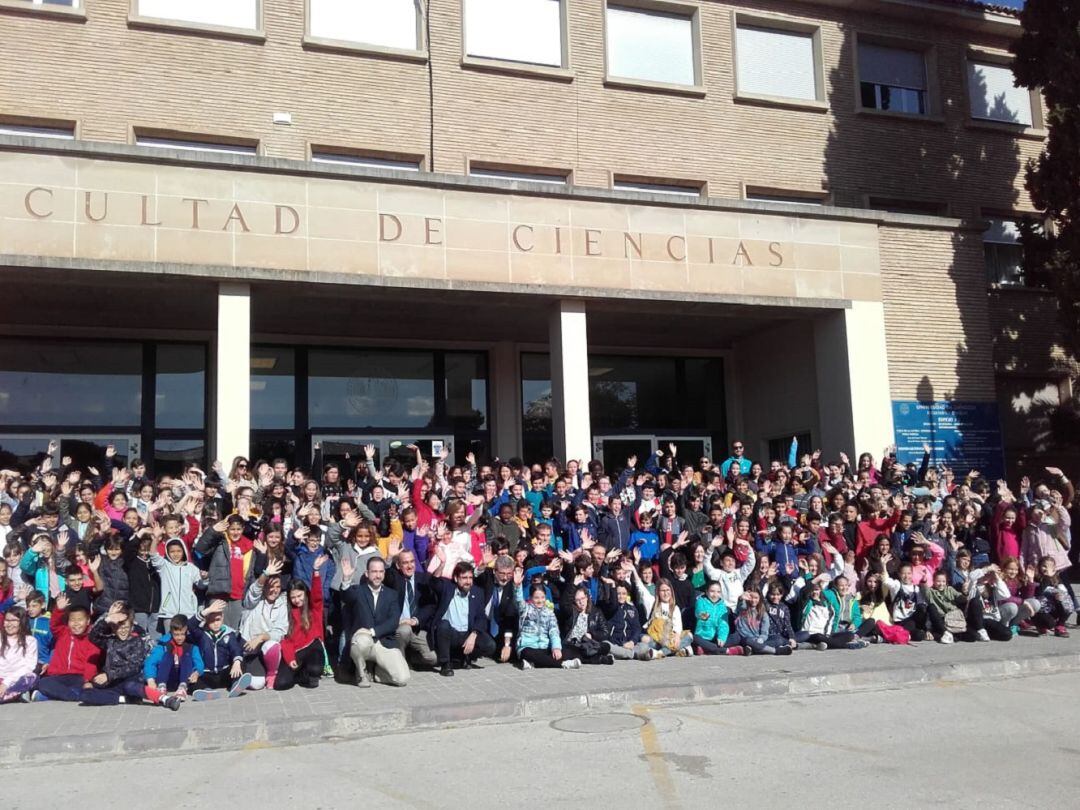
879, 623, 911, 645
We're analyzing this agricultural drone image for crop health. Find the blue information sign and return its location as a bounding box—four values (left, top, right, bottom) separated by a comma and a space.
891, 400, 1005, 480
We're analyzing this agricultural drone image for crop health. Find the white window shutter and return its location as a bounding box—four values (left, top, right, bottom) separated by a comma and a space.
737, 25, 817, 101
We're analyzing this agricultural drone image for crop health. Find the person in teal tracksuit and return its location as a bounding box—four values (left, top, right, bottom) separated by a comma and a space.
691, 582, 731, 655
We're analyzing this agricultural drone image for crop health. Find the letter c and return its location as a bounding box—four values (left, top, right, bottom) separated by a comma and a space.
25, 187, 53, 219
512, 224, 534, 252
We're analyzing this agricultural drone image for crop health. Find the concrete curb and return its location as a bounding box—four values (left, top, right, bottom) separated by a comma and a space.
8, 648, 1079, 764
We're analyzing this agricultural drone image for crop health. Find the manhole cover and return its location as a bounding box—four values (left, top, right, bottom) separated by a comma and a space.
550, 713, 648, 734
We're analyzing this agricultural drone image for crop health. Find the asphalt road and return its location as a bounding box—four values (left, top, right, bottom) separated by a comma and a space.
6, 672, 1077, 809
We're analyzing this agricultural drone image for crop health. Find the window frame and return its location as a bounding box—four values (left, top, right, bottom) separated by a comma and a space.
743, 185, 829, 207
964, 48, 1044, 136
732, 10, 826, 112
127, 0, 265, 43
982, 212, 1040, 289
133, 128, 260, 156
602, 0, 705, 97
468, 160, 572, 186
311, 144, 425, 172
0, 0, 86, 21
303, 0, 428, 63
612, 174, 705, 198
0, 116, 77, 140
853, 32, 941, 122
460, 0, 574, 82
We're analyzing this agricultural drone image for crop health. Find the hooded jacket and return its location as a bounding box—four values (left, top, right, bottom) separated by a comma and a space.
186, 615, 244, 674
46, 609, 102, 680
144, 633, 204, 684
693, 595, 730, 644
151, 539, 202, 620
89, 619, 147, 683
606, 601, 643, 647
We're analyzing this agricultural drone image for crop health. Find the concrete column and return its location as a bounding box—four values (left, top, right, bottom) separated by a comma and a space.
549, 299, 592, 463
489, 341, 522, 460
813, 301, 895, 459
213, 282, 251, 465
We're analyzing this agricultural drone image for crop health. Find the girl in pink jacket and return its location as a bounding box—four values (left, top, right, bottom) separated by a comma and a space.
0, 608, 39, 703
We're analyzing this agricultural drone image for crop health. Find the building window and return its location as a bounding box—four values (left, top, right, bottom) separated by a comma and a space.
251, 347, 296, 430
0, 121, 75, 139
308, 0, 420, 51
3, 0, 80, 7
312, 148, 421, 172
736, 22, 819, 102
135, 0, 258, 31
984, 218, 1025, 286
968, 60, 1033, 126
469, 164, 569, 185
155, 344, 206, 430
867, 196, 947, 217
745, 189, 825, 206
135, 133, 258, 155
605, 4, 697, 87
464, 0, 563, 68
613, 177, 702, 197
858, 43, 927, 115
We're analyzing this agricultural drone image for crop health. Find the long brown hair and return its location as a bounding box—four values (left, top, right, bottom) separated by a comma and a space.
1, 606, 30, 656
287, 580, 312, 634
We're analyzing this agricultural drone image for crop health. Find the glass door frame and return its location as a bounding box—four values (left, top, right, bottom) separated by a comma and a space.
0, 432, 142, 472
592, 434, 713, 469
311, 433, 457, 469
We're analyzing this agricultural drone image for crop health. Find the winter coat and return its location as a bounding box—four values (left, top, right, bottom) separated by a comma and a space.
187, 616, 244, 675
514, 585, 561, 652
151, 539, 202, 620
89, 620, 147, 683
607, 601, 643, 647
144, 635, 204, 684
693, 595, 730, 644
0, 635, 37, 686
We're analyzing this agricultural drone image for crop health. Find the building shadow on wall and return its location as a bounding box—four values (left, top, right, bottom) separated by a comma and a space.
819, 20, 1079, 479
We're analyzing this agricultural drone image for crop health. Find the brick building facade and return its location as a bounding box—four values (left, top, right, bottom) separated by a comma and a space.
0, 0, 1073, 479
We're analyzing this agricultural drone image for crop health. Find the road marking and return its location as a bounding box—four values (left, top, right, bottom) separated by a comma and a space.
668, 708, 873, 755
633, 705, 679, 809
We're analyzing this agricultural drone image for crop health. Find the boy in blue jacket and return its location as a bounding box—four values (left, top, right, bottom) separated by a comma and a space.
188, 599, 251, 700
25, 591, 53, 672
144, 614, 204, 708
628, 511, 661, 566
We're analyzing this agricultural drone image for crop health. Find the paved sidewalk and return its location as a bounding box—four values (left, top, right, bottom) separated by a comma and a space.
4, 635, 1078, 764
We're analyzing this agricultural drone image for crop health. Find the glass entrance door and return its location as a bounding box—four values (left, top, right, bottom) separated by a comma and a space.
0, 434, 141, 475
311, 434, 455, 476
592, 435, 713, 474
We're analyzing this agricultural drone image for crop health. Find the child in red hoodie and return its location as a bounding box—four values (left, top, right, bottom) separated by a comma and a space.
32, 594, 102, 701
275, 555, 326, 690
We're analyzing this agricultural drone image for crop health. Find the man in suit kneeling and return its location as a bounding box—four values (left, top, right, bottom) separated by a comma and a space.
430, 561, 497, 677
341, 557, 410, 688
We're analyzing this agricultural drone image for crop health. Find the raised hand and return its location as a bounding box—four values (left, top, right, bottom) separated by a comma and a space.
313, 554, 328, 571
55, 593, 70, 611
513, 567, 524, 586
89, 555, 101, 573
264, 559, 283, 578
207, 599, 228, 615
340, 556, 355, 582
627, 455, 637, 470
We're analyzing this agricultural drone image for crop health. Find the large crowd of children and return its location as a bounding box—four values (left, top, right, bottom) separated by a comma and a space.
0, 439, 1075, 708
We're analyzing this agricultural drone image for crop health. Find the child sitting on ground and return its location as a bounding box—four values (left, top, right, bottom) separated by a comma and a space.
143, 614, 204, 710
31, 594, 101, 702
81, 602, 151, 706
188, 599, 250, 700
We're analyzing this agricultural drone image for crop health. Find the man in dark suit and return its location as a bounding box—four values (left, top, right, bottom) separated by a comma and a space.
385, 548, 438, 669
476, 554, 520, 663
430, 561, 496, 677
341, 557, 410, 687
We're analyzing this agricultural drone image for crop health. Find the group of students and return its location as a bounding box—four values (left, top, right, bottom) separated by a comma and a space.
0, 438, 1075, 709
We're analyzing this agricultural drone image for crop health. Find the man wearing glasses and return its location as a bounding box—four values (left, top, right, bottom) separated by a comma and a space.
720, 441, 753, 479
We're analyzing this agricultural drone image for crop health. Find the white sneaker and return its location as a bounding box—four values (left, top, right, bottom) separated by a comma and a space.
520, 660, 534, 670
560, 658, 582, 669
940, 631, 954, 644
976, 629, 990, 642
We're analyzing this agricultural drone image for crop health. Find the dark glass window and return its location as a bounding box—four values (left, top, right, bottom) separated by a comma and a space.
153, 439, 206, 477
251, 347, 295, 430
444, 352, 488, 430
588, 355, 679, 431
0, 340, 141, 427
155, 344, 206, 429
522, 353, 553, 434
309, 349, 435, 428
